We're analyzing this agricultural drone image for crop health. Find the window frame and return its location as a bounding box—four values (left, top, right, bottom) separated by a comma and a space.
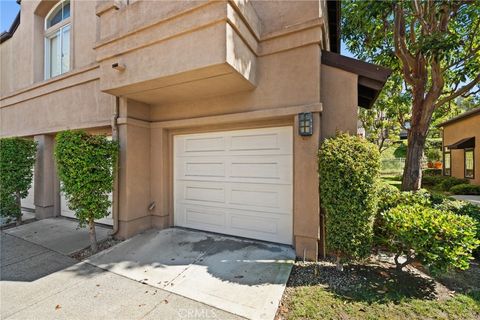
464, 147, 475, 179
44, 0, 72, 80
443, 146, 451, 176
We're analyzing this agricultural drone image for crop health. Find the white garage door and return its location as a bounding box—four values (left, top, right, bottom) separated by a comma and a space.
61, 192, 113, 226
174, 127, 293, 244
22, 176, 35, 211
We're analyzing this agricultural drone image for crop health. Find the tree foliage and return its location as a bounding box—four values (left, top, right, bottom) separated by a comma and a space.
319, 133, 380, 269
55, 131, 118, 251
343, 0, 480, 190
0, 138, 37, 222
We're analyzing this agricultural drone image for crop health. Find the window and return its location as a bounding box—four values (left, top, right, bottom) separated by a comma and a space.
45, 0, 71, 79
465, 148, 474, 179
444, 147, 451, 176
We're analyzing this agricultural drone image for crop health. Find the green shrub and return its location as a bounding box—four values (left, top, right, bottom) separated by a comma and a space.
440, 177, 469, 191
377, 182, 401, 213
423, 168, 442, 176
450, 184, 480, 195
0, 138, 37, 224
379, 204, 479, 273
393, 142, 407, 158
426, 148, 442, 162
319, 133, 380, 269
377, 182, 431, 213
55, 131, 118, 252
435, 199, 480, 258
376, 183, 431, 246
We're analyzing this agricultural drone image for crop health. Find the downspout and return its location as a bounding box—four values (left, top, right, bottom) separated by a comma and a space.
110, 97, 120, 236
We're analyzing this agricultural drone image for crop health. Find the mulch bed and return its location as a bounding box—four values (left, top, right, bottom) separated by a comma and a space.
276, 255, 457, 319
69, 237, 122, 261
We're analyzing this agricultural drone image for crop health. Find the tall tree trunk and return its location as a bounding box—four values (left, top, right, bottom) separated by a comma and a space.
88, 218, 98, 253
402, 129, 427, 191
15, 191, 22, 226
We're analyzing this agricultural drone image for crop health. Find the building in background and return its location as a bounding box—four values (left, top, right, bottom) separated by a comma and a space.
439, 108, 479, 185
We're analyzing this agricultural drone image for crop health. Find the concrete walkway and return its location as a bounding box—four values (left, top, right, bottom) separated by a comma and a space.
451, 195, 480, 206
0, 235, 240, 320
3, 217, 111, 255
1, 221, 293, 319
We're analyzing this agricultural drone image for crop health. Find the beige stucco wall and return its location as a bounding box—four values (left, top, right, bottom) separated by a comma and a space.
320, 65, 358, 139
0, 0, 360, 260
1, 0, 98, 95
443, 114, 480, 185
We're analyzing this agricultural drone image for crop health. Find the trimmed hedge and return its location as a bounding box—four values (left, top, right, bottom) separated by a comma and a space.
319, 133, 380, 265
55, 131, 118, 252
379, 204, 479, 273
421, 175, 445, 187
440, 177, 469, 191
450, 184, 480, 195
377, 181, 431, 213
423, 168, 442, 176
0, 138, 37, 222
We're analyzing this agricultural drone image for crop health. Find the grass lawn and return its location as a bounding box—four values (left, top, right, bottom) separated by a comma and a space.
381, 174, 402, 190
277, 258, 480, 320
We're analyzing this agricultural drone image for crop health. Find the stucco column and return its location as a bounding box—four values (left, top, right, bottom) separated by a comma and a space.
34, 134, 59, 219
116, 98, 152, 239
293, 112, 321, 261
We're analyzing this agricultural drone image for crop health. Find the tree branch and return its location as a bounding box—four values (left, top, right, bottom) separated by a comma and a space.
435, 72, 480, 108
394, 3, 417, 85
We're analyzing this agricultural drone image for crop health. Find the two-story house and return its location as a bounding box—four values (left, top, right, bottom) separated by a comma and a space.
0, 0, 390, 260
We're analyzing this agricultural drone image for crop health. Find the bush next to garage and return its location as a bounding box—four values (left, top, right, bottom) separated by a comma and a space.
319, 133, 380, 270
0, 138, 37, 225
55, 130, 118, 253
377, 204, 479, 273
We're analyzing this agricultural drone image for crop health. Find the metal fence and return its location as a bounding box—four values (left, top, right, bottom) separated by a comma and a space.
381, 158, 430, 175
381, 158, 405, 175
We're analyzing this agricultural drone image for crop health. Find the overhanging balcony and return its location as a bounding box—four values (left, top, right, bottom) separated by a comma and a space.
95, 1, 257, 104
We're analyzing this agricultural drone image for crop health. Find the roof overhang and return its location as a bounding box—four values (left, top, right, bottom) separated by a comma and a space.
0, 9, 20, 44
447, 137, 475, 149
321, 50, 392, 108
438, 107, 480, 127
327, 0, 341, 53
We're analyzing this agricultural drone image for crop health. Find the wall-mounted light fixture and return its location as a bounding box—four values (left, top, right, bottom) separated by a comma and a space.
112, 62, 126, 71
298, 112, 313, 136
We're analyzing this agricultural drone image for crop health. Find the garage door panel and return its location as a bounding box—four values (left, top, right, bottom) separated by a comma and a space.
176, 180, 291, 213
177, 203, 292, 244
176, 155, 292, 184
182, 205, 226, 228
230, 133, 279, 151
230, 213, 279, 235
183, 136, 226, 153
174, 127, 293, 245
184, 185, 225, 204
175, 127, 292, 157
184, 161, 225, 177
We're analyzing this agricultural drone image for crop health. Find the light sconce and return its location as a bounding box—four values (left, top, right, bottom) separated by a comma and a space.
298, 112, 313, 136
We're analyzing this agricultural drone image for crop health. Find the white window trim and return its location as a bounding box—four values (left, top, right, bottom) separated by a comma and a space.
44, 0, 71, 80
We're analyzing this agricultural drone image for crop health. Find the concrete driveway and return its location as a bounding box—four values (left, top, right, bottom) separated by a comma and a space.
451, 195, 480, 206
88, 228, 295, 320
1, 222, 294, 320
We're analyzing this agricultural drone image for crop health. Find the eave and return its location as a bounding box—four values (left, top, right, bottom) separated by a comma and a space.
321, 50, 392, 109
